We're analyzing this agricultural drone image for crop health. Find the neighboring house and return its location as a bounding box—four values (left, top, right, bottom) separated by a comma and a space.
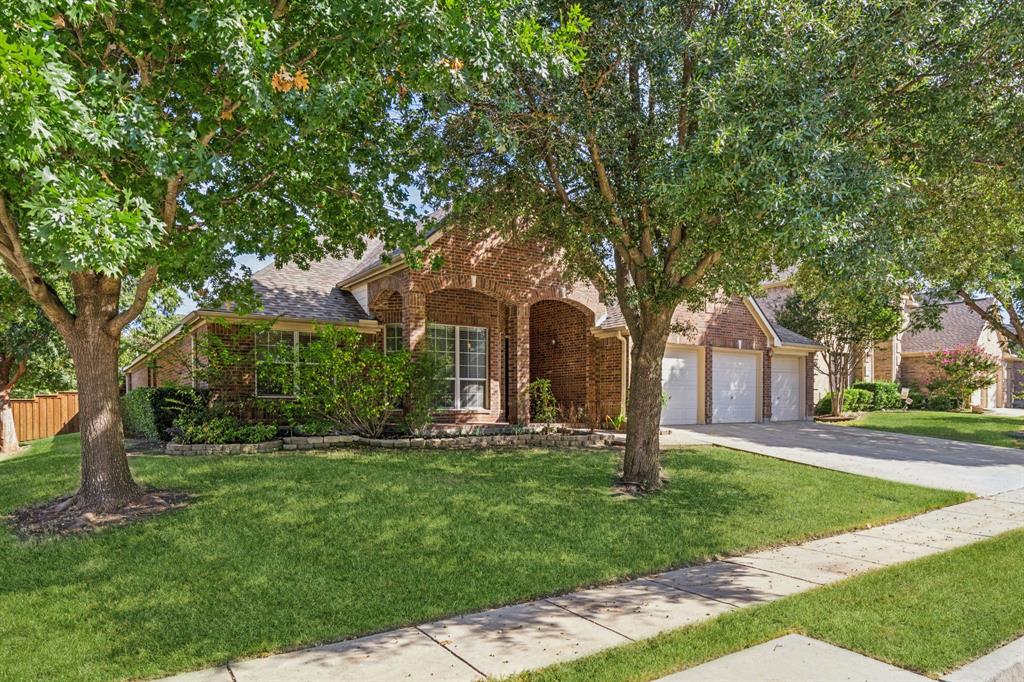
123, 221, 822, 425
759, 279, 1024, 409
891, 298, 1024, 409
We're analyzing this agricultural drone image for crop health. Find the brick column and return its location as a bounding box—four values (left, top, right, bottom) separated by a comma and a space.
512, 302, 531, 424
403, 290, 427, 354
762, 349, 772, 422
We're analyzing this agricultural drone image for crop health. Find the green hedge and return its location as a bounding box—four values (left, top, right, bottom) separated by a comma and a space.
171, 415, 278, 445
121, 388, 159, 440
851, 381, 902, 410
815, 388, 874, 415
120, 386, 209, 441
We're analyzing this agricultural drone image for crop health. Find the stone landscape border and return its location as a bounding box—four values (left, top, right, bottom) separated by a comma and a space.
164, 431, 615, 455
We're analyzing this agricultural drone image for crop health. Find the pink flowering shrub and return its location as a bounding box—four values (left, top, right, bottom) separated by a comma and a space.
926, 345, 999, 410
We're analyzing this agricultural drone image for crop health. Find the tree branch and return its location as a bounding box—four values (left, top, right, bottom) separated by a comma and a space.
957, 290, 1019, 345
0, 193, 75, 332
108, 265, 159, 334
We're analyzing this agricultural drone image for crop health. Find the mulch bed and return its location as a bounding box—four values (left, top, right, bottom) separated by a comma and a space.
814, 415, 859, 423
6, 489, 191, 540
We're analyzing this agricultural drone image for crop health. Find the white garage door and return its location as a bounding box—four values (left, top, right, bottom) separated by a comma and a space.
712, 352, 758, 423
661, 347, 699, 425
771, 355, 803, 421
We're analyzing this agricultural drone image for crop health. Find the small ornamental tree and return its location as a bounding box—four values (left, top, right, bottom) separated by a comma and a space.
0, 1, 577, 512
778, 291, 903, 418
927, 345, 999, 411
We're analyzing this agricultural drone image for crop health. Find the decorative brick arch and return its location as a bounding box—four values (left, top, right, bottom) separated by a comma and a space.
415, 273, 603, 323
369, 288, 403, 324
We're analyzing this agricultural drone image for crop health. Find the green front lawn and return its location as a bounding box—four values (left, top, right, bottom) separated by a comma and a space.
519, 529, 1024, 682
847, 410, 1024, 448
0, 435, 965, 681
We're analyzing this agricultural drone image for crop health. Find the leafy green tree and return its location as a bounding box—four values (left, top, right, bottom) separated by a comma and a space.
0, 276, 69, 452
0, 1, 573, 511
886, 3, 1024, 349
427, 0, 1015, 489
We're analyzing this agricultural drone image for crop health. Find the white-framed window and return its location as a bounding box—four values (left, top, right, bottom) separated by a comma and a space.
427, 324, 487, 410
384, 324, 404, 354
255, 330, 317, 397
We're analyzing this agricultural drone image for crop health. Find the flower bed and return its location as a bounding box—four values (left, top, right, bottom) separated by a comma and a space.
163, 431, 614, 455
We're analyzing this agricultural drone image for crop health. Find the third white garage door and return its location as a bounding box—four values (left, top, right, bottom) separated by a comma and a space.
771, 355, 803, 421
661, 347, 699, 425
712, 351, 758, 423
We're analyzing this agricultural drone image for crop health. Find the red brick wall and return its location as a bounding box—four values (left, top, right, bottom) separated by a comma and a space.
901, 355, 940, 392
149, 333, 193, 387
594, 337, 624, 422
529, 300, 591, 418
874, 340, 895, 381
671, 298, 770, 351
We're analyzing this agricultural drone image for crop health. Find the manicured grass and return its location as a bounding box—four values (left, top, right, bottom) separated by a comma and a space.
847, 410, 1024, 448
517, 529, 1024, 682
0, 435, 965, 681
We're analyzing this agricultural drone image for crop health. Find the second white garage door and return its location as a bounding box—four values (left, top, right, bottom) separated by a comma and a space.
712, 352, 758, 423
661, 347, 699, 425
771, 355, 803, 421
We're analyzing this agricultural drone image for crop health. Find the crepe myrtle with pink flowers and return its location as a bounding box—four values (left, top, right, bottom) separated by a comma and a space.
926, 345, 1000, 410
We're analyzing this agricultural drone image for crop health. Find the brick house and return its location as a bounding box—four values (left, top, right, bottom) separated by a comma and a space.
123, 223, 822, 425
760, 278, 1024, 409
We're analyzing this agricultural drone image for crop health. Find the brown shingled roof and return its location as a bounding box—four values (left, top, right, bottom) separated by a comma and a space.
901, 298, 995, 353
205, 244, 381, 322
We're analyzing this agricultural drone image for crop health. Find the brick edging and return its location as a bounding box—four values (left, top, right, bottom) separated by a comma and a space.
164, 432, 615, 455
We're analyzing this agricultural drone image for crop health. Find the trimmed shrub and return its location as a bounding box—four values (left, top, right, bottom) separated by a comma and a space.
171, 413, 277, 444
529, 378, 559, 423
925, 393, 959, 412
851, 381, 902, 410
121, 386, 209, 441
121, 389, 159, 440
815, 387, 875, 415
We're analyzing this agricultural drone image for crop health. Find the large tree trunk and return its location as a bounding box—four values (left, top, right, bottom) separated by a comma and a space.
621, 312, 672, 491
0, 390, 18, 454
60, 275, 143, 513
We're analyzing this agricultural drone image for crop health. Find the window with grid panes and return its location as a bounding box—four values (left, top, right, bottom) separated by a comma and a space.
426, 324, 487, 409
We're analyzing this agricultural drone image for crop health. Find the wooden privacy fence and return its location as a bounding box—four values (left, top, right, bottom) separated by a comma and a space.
10, 391, 79, 443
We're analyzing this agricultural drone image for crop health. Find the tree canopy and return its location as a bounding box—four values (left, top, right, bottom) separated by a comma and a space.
0, 0, 582, 511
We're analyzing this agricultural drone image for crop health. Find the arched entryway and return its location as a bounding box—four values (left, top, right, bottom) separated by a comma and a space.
529, 299, 594, 422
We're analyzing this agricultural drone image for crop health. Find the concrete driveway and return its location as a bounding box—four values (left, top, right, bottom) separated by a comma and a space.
667, 422, 1024, 495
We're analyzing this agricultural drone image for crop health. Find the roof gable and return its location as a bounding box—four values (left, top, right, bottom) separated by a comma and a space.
902, 298, 994, 353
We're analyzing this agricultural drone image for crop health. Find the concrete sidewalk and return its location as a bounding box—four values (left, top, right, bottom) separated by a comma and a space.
164, 489, 1024, 682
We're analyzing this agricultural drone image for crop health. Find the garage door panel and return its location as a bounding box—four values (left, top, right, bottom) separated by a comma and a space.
771, 355, 802, 421
661, 348, 699, 425
712, 352, 758, 423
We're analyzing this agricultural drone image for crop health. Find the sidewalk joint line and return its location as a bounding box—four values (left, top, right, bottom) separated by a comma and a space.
414, 625, 488, 678
226, 663, 238, 682
541, 598, 636, 642
719, 559, 830, 586
638, 577, 747, 610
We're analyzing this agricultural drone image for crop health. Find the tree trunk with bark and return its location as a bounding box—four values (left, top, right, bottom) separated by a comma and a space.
621, 311, 672, 491
58, 275, 143, 512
